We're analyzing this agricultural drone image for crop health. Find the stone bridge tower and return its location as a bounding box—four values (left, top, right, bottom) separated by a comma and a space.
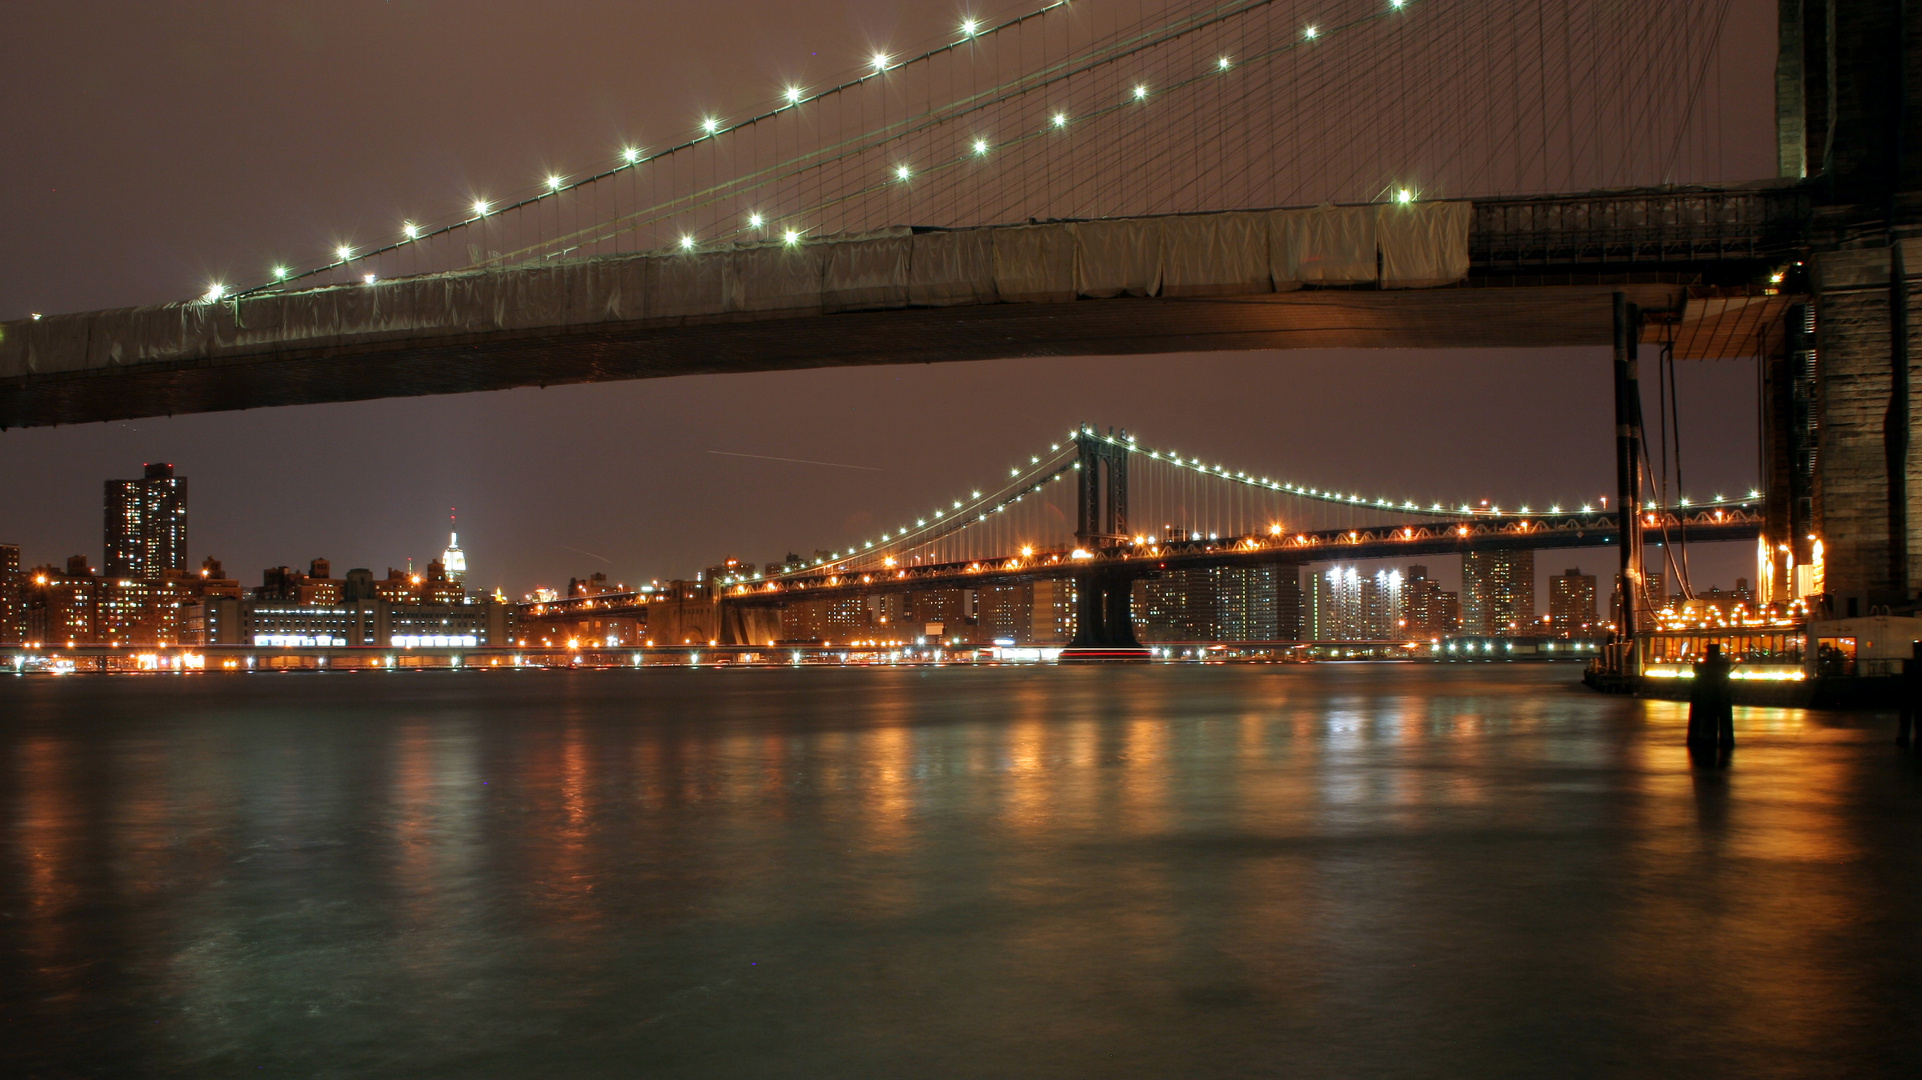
1773, 0, 1922, 614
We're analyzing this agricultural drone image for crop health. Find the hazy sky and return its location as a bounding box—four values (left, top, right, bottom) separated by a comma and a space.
0, 1, 1778, 601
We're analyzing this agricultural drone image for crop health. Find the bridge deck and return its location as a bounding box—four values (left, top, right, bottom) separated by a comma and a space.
2, 189, 1809, 428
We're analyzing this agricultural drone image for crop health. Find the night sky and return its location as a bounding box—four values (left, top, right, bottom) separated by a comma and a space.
0, 1, 1777, 601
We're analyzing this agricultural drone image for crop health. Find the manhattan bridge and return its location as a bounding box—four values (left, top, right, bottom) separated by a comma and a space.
2, 0, 1910, 656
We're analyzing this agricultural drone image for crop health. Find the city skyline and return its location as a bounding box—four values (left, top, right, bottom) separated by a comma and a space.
0, 1, 1773, 603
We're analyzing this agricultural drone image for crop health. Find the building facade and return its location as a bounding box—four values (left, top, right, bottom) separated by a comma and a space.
0, 543, 21, 644
1402, 565, 1461, 638
1461, 549, 1535, 635
186, 597, 515, 648
104, 462, 186, 578
1548, 567, 1598, 637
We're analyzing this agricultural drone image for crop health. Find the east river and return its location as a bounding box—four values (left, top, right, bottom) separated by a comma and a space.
3, 664, 1919, 1078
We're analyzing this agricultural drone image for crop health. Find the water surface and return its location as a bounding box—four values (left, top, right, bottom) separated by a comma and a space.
3, 664, 1919, 1078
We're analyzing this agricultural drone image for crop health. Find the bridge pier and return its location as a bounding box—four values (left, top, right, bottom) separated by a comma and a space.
1059, 569, 1150, 661
1768, 0, 1922, 615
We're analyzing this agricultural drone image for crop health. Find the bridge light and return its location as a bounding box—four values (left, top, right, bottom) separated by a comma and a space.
784, 86, 804, 105
472, 199, 490, 217
1133, 84, 1148, 100
1020, 546, 1033, 557
1391, 0, 1404, 7
203, 282, 226, 302
1218, 56, 1231, 70
1581, 503, 1593, 512
893, 163, 913, 181
622, 145, 643, 163
679, 234, 696, 251
701, 117, 720, 134
973, 137, 990, 155
335, 245, 353, 263
871, 53, 890, 72
1051, 111, 1068, 128
1305, 25, 1318, 39
961, 17, 979, 36
363, 273, 377, 285
272, 266, 289, 281
783, 229, 801, 245
547, 174, 565, 192
747, 212, 763, 228
1396, 188, 1414, 204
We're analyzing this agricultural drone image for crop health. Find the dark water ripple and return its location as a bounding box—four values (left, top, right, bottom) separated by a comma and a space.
2, 664, 1919, 1078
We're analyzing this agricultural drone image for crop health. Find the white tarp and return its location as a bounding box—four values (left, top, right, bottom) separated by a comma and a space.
992, 223, 1076, 302
726, 246, 828, 315
644, 251, 728, 321
1271, 204, 1378, 285
824, 237, 911, 312
1074, 218, 1163, 298
1160, 212, 1273, 296
1376, 201, 1471, 288
0, 203, 1479, 381
908, 230, 995, 307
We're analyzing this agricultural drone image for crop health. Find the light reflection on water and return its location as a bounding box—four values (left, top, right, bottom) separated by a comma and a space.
3, 664, 1920, 1078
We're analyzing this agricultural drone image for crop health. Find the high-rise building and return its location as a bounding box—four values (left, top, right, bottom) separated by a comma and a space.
1360, 568, 1404, 639
1031, 579, 1075, 644
1276, 564, 1304, 641
0, 543, 21, 644
1135, 567, 1281, 642
1401, 565, 1460, 638
104, 463, 187, 578
1548, 567, 1598, 637
1308, 566, 1364, 640
442, 517, 466, 587
1217, 566, 1280, 641
1461, 549, 1535, 635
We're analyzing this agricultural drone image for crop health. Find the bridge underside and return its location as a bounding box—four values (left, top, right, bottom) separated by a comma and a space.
1, 282, 1744, 429
1, 189, 1806, 429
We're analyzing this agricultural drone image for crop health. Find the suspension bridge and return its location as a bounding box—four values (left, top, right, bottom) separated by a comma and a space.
521, 424, 1761, 656
2, 0, 1918, 642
